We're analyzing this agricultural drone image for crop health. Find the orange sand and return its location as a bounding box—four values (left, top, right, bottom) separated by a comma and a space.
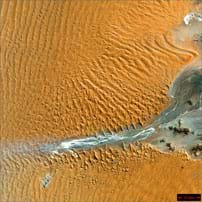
0, 0, 198, 142
0, 1, 202, 202
1, 145, 202, 202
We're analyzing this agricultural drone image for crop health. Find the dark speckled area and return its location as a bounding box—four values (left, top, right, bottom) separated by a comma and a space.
38, 12, 202, 159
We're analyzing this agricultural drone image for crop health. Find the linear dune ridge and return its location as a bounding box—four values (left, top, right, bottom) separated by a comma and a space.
0, 0, 198, 141
0, 1, 202, 202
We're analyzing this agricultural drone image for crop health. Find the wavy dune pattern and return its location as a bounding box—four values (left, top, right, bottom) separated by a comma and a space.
0, 0, 197, 141
1, 0, 202, 202
1, 144, 202, 202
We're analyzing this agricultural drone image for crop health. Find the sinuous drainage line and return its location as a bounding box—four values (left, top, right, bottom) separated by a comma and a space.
1, 12, 202, 159
38, 12, 202, 159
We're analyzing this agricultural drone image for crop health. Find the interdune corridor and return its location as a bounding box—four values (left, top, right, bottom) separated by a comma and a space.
0, 0, 201, 202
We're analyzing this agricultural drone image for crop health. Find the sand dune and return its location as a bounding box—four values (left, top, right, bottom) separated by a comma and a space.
0, 0, 197, 142
1, 144, 202, 202
1, 1, 202, 202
